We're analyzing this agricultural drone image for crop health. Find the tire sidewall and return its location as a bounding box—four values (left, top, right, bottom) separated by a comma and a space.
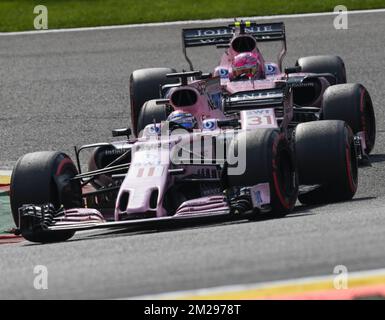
294, 120, 358, 203
322, 83, 376, 154
10, 152, 81, 242
296, 55, 347, 84
271, 133, 298, 213
227, 129, 298, 215
137, 99, 169, 136
130, 68, 177, 136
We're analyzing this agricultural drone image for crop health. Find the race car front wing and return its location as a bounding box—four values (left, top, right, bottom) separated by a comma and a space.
16, 184, 271, 235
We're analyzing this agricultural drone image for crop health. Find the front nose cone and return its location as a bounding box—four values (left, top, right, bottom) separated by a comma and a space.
116, 187, 160, 219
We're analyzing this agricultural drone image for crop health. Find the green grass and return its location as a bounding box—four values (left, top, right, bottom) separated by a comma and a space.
0, 0, 384, 32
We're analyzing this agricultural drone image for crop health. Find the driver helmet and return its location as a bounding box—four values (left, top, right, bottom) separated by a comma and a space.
231, 52, 264, 79
167, 110, 197, 130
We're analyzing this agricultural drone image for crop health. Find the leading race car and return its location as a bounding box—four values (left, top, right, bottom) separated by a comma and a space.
10, 69, 357, 243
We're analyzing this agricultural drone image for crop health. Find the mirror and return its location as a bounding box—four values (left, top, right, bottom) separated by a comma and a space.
112, 128, 131, 138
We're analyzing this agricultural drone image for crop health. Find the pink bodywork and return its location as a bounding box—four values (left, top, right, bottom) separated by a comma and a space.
112, 74, 277, 221
50, 26, 361, 229
110, 35, 331, 221
213, 34, 329, 109
59, 33, 328, 224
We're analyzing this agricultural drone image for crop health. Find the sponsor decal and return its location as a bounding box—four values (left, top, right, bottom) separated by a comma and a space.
190, 25, 274, 38
265, 64, 277, 75
129, 165, 164, 178
219, 68, 229, 79
185, 24, 281, 45
290, 81, 316, 88
253, 190, 263, 205
245, 109, 277, 127
195, 28, 230, 37
241, 108, 277, 129
205, 78, 223, 110
202, 119, 217, 131
231, 90, 283, 102
209, 92, 222, 110
145, 123, 161, 135
250, 183, 270, 208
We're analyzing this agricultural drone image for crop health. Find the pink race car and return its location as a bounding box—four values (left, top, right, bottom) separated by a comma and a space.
11, 69, 357, 243
181, 21, 376, 156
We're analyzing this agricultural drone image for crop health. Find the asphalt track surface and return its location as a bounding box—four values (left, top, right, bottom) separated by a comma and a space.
0, 12, 385, 299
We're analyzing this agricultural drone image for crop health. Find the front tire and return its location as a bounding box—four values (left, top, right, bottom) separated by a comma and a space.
227, 129, 298, 217
10, 151, 82, 243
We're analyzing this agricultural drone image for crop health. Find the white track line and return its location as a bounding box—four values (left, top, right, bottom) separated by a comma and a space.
124, 267, 385, 300
1, 8, 385, 36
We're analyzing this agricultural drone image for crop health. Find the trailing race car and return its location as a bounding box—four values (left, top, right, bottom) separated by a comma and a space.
10, 70, 358, 243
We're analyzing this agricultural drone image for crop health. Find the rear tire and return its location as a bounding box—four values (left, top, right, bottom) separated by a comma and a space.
294, 120, 358, 205
130, 67, 177, 136
137, 99, 171, 135
10, 152, 82, 243
322, 83, 376, 154
227, 129, 298, 217
296, 55, 347, 84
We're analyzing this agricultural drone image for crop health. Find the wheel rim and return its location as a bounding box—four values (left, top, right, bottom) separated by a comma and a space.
55, 159, 83, 209
346, 138, 358, 192
274, 147, 297, 209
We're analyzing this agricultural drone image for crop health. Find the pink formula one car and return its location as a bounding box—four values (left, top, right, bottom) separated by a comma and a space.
181, 21, 376, 157
11, 69, 357, 243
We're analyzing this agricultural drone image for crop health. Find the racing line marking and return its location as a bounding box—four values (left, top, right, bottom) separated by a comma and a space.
0, 8, 385, 36
126, 268, 385, 300
0, 171, 23, 244
0, 171, 11, 187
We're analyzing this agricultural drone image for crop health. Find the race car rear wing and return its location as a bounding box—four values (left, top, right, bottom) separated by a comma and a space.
182, 21, 287, 70
224, 87, 286, 111
224, 85, 293, 130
